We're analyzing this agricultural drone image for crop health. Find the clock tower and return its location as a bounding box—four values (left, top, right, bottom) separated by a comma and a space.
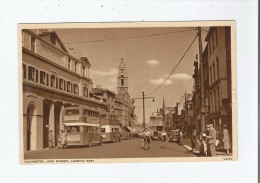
117, 58, 128, 94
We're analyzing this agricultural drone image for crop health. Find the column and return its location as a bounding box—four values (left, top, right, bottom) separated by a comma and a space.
49, 102, 55, 145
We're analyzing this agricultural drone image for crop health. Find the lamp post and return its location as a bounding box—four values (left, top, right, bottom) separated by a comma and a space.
133, 91, 155, 130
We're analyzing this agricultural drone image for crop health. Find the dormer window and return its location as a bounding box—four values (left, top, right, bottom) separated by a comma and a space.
31, 37, 35, 52
51, 34, 56, 45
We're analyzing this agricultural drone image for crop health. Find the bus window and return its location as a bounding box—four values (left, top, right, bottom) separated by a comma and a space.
112, 128, 119, 132
69, 126, 79, 132
101, 128, 106, 133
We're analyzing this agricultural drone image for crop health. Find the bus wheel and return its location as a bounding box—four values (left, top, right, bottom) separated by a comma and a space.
89, 140, 92, 147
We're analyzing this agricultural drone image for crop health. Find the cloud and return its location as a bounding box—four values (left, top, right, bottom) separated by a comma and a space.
170, 73, 192, 80
150, 73, 192, 86
150, 78, 173, 86
91, 68, 117, 76
145, 60, 160, 65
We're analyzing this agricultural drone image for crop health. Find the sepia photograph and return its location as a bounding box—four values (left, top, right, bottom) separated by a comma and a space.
19, 22, 236, 163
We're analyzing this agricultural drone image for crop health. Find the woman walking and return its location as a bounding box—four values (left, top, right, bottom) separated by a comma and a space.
222, 125, 230, 155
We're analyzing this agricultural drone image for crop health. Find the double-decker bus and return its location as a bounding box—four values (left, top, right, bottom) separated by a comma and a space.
100, 117, 122, 142
62, 106, 103, 147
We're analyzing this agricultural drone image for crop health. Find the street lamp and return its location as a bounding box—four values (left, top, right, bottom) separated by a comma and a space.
132, 91, 155, 129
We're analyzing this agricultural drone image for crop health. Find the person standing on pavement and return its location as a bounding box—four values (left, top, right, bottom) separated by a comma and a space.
206, 124, 217, 156
143, 128, 151, 150
161, 129, 167, 148
222, 125, 230, 155
48, 130, 54, 149
191, 130, 197, 152
61, 130, 67, 149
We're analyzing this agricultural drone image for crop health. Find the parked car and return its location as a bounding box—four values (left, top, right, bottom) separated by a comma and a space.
151, 130, 161, 141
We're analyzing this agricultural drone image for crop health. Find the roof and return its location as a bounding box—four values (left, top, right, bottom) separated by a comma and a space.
39, 31, 68, 53
79, 57, 91, 67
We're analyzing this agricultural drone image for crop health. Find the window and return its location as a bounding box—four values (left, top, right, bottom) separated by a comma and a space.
121, 69, 123, 73
100, 128, 106, 133
31, 37, 35, 52
50, 34, 56, 45
216, 87, 219, 111
83, 87, 88, 97
216, 57, 219, 78
112, 128, 119, 132
68, 58, 71, 70
40, 71, 48, 85
67, 81, 72, 92
209, 66, 212, 85
215, 29, 218, 46
59, 78, 64, 90
28, 66, 38, 82
82, 66, 85, 77
213, 90, 216, 112
121, 79, 124, 86
74, 84, 78, 94
51, 75, 57, 88
75, 62, 77, 73
213, 62, 215, 82
23, 64, 26, 79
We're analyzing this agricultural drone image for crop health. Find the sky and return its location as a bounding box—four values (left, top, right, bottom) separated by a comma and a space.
52, 27, 208, 124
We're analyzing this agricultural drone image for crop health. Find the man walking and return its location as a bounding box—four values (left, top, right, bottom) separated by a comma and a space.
207, 124, 217, 156
161, 129, 167, 148
48, 130, 54, 149
143, 128, 151, 150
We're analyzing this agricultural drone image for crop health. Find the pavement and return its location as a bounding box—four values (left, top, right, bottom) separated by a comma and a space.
180, 138, 232, 157
24, 138, 196, 159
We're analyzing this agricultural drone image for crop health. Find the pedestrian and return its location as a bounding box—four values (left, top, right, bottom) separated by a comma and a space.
206, 124, 217, 156
191, 130, 197, 152
140, 131, 145, 148
48, 130, 54, 149
60, 130, 67, 148
222, 125, 230, 155
161, 129, 167, 148
200, 133, 208, 156
143, 128, 151, 150
57, 130, 62, 149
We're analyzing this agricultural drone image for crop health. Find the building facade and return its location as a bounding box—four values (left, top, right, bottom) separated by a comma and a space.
22, 29, 107, 151
205, 27, 231, 133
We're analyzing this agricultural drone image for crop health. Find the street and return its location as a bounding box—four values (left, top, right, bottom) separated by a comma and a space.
24, 138, 196, 159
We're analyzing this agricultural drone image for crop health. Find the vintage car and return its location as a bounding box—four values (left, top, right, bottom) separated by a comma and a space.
169, 129, 181, 142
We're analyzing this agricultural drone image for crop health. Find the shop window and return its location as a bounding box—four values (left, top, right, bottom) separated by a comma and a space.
28, 66, 38, 82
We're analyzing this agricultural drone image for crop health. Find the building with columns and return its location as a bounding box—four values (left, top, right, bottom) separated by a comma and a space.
22, 29, 107, 151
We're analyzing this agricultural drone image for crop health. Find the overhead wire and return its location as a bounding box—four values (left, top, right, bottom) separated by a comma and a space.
145, 32, 198, 96
62, 28, 196, 44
